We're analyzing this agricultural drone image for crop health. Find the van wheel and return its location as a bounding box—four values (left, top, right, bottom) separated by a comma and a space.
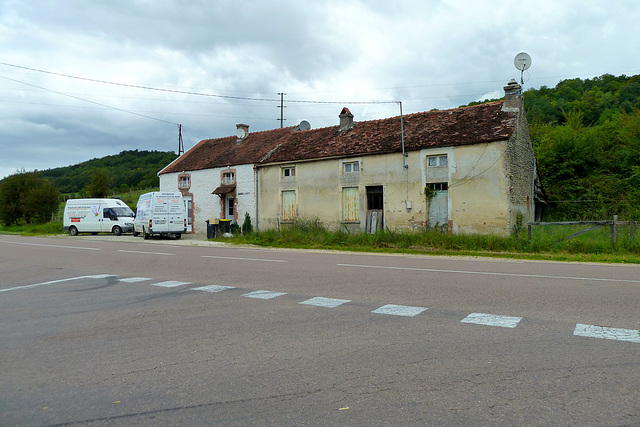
112, 226, 122, 236
69, 226, 78, 236
175, 233, 182, 239
143, 227, 149, 240
133, 231, 140, 237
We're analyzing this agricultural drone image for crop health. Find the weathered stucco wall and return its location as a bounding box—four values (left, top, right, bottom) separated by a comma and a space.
160, 163, 255, 235
256, 139, 523, 236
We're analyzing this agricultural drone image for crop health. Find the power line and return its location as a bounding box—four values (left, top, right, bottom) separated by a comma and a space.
0, 62, 396, 105
0, 75, 179, 126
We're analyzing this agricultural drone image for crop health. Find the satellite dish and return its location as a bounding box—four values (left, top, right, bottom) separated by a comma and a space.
236, 128, 246, 139
298, 120, 311, 131
514, 52, 532, 84
514, 52, 531, 71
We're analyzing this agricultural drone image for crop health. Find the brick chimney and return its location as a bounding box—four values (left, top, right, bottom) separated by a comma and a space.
338, 107, 354, 132
502, 79, 522, 112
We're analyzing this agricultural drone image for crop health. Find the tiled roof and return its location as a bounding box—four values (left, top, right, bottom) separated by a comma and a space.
160, 100, 516, 174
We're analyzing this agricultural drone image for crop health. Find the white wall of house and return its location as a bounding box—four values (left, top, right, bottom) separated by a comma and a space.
159, 163, 255, 235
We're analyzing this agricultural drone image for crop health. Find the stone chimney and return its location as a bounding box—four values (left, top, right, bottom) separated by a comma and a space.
338, 107, 354, 132
502, 79, 522, 112
236, 123, 249, 144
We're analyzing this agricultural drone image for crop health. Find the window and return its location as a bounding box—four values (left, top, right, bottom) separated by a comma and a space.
282, 190, 296, 221
222, 171, 235, 185
429, 182, 448, 191
342, 187, 359, 221
344, 161, 360, 173
178, 175, 190, 189
427, 155, 448, 167
282, 167, 295, 178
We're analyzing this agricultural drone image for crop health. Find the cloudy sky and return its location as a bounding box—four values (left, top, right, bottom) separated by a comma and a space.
1, 0, 639, 179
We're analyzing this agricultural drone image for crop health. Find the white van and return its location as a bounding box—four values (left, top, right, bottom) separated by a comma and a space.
134, 192, 186, 239
64, 198, 135, 236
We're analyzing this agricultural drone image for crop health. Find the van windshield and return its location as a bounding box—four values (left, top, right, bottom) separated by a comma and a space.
112, 207, 135, 218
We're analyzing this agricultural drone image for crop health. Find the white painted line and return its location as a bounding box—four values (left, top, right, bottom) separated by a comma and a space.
372, 304, 428, 317
243, 290, 288, 299
150, 281, 190, 288
118, 250, 174, 256
461, 313, 522, 328
300, 297, 351, 308
337, 263, 640, 284
201, 255, 287, 263
573, 324, 640, 343
0, 240, 100, 251
117, 277, 153, 283
192, 285, 236, 293
0, 274, 117, 293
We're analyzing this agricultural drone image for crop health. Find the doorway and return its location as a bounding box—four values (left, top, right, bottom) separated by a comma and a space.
366, 186, 383, 233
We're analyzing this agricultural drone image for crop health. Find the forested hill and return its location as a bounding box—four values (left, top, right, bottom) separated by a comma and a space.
518, 74, 640, 220
39, 150, 178, 194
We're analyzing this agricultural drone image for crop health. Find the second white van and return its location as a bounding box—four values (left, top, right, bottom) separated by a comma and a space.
134, 192, 187, 239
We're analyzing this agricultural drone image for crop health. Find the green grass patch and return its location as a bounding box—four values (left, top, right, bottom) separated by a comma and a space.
215, 219, 640, 264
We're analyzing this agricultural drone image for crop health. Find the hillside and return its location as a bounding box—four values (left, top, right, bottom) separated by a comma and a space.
39, 150, 178, 194
524, 74, 640, 220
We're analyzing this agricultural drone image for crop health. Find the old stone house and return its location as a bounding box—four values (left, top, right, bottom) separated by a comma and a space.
159, 80, 541, 236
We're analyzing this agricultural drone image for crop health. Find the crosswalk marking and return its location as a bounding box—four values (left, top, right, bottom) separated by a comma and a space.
117, 277, 152, 283
150, 280, 191, 288
300, 297, 351, 308
372, 304, 428, 317
573, 324, 640, 343
243, 290, 287, 299
461, 313, 522, 328
192, 285, 236, 293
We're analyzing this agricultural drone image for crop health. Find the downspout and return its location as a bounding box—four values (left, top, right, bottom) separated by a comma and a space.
398, 101, 411, 212
254, 165, 259, 231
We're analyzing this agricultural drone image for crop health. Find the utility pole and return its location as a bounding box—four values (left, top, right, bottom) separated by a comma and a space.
178, 124, 184, 155
277, 92, 286, 128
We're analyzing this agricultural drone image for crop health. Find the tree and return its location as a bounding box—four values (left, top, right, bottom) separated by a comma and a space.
0, 172, 60, 225
85, 168, 111, 198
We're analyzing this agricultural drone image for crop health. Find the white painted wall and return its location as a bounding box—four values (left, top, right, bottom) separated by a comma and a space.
159, 163, 255, 235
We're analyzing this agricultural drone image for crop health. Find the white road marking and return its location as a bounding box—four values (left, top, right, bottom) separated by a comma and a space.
573, 324, 640, 343
0, 240, 100, 251
300, 297, 351, 308
150, 281, 190, 288
118, 250, 174, 256
243, 290, 288, 299
192, 285, 236, 292
0, 274, 117, 293
117, 277, 153, 283
461, 313, 522, 328
372, 304, 428, 317
337, 263, 640, 283
201, 255, 287, 263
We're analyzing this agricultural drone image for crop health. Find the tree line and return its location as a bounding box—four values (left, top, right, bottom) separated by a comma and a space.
0, 150, 177, 226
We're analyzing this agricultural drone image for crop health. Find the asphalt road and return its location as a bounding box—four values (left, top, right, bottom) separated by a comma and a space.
1, 234, 639, 426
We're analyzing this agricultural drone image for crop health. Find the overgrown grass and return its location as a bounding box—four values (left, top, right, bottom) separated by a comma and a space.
218, 219, 640, 263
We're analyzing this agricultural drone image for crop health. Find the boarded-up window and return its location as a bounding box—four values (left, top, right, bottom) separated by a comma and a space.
282, 190, 296, 221
342, 187, 359, 222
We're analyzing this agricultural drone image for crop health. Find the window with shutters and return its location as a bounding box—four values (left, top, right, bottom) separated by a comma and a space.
342, 187, 359, 222
281, 190, 296, 221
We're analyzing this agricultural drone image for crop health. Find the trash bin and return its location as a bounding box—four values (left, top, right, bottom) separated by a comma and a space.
206, 218, 220, 239
219, 219, 232, 234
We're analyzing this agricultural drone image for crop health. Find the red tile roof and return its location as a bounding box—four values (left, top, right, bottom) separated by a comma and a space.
160, 100, 516, 174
